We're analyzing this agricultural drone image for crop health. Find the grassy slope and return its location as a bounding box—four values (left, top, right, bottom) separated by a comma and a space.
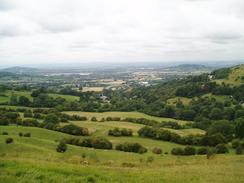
0, 126, 243, 183
64, 111, 191, 125
0, 90, 79, 103
214, 65, 244, 86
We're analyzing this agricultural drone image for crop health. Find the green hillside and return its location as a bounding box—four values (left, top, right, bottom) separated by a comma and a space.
1, 126, 244, 183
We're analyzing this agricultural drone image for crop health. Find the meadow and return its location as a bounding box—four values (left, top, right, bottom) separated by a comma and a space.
0, 126, 244, 183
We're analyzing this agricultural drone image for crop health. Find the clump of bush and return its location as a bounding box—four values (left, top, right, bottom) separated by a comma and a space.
138, 126, 226, 147
19, 132, 23, 137
171, 147, 184, 155
65, 137, 112, 150
197, 147, 208, 155
236, 145, 243, 155
108, 128, 133, 137
152, 147, 163, 154
91, 117, 97, 121
92, 138, 113, 149
171, 146, 196, 156
157, 121, 184, 129
183, 146, 196, 155
23, 132, 31, 137
215, 144, 229, 154
6, 137, 13, 144
2, 131, 8, 135
106, 117, 121, 121
115, 142, 147, 154
23, 110, 33, 118
21, 119, 39, 127
124, 118, 157, 126
58, 124, 89, 136
56, 141, 67, 153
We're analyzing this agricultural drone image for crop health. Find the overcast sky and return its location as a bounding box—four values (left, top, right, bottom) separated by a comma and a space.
0, 0, 244, 66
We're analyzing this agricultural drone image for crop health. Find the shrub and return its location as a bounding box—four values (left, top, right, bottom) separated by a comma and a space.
108, 128, 133, 137
206, 148, 216, 159
106, 117, 120, 121
6, 137, 13, 144
80, 138, 93, 147
231, 139, 241, 149
197, 147, 208, 155
215, 144, 229, 154
23, 132, 31, 137
91, 137, 112, 150
183, 146, 196, 155
2, 131, 8, 135
22, 119, 39, 127
19, 132, 23, 137
236, 145, 243, 155
152, 147, 163, 154
91, 117, 97, 121
44, 113, 59, 124
171, 147, 184, 155
59, 124, 89, 136
200, 134, 226, 146
115, 142, 147, 154
23, 110, 33, 118
56, 141, 67, 153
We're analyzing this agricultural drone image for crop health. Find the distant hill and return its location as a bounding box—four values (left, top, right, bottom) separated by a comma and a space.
0, 66, 40, 75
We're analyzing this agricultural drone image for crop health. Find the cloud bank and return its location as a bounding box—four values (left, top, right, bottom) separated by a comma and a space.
0, 0, 244, 65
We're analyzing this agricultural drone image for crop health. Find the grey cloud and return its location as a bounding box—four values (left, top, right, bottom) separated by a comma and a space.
206, 32, 242, 44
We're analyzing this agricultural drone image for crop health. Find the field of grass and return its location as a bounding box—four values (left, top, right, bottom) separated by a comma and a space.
0, 125, 243, 183
0, 90, 79, 104
202, 93, 230, 102
82, 87, 104, 92
64, 111, 191, 125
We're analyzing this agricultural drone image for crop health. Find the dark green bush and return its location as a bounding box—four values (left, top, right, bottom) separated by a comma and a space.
2, 131, 8, 135
152, 147, 163, 154
19, 132, 23, 137
236, 145, 243, 155
91, 137, 112, 150
115, 142, 147, 154
6, 137, 13, 144
171, 147, 184, 155
23, 132, 31, 137
215, 144, 229, 154
197, 147, 208, 155
108, 128, 133, 137
59, 124, 89, 136
56, 141, 67, 153
183, 146, 196, 155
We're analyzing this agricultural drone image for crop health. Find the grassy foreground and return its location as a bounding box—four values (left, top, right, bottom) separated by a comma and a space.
0, 125, 244, 183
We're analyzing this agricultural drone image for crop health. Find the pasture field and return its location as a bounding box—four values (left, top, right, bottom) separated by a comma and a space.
0, 90, 79, 103
70, 121, 205, 137
64, 111, 191, 125
0, 125, 243, 183
82, 87, 104, 92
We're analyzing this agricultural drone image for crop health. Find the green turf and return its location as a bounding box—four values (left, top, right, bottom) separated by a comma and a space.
0, 125, 243, 183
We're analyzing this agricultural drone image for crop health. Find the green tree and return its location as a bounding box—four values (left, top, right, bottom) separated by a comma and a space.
235, 118, 244, 138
